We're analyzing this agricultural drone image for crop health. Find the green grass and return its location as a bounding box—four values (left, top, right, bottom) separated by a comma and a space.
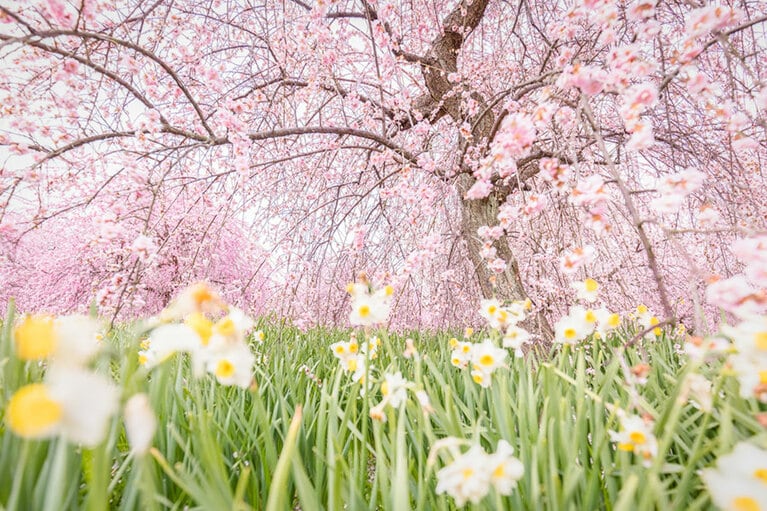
0, 303, 765, 510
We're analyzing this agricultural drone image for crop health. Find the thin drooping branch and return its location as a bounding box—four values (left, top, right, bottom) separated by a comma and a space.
580, 97, 674, 320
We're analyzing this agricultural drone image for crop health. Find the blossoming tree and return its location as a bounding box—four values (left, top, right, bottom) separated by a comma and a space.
0, 0, 765, 332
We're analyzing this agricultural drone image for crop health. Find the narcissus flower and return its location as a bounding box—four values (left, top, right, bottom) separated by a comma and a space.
435, 440, 524, 507
6, 365, 119, 447
14, 314, 103, 366
380, 371, 410, 408
702, 442, 767, 511
572, 278, 600, 303
487, 440, 525, 495
502, 325, 531, 356
160, 282, 227, 321
205, 341, 256, 388
124, 393, 157, 456
347, 282, 393, 326
610, 413, 657, 466
435, 444, 493, 507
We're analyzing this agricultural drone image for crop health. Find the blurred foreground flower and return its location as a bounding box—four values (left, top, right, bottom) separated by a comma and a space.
124, 393, 157, 456
435, 440, 523, 507
6, 365, 119, 447
702, 442, 767, 511
14, 314, 103, 366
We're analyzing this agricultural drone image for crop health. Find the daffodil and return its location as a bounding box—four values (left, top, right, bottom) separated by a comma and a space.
435, 444, 493, 507
380, 371, 409, 408
6, 364, 119, 447
572, 278, 600, 303
702, 442, 767, 511
14, 314, 103, 366
487, 440, 524, 495
205, 341, 255, 388
124, 393, 157, 456
610, 413, 657, 466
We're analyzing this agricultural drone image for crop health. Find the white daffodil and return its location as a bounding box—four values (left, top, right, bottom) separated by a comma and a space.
471, 368, 492, 388
593, 307, 621, 339
141, 323, 203, 369
554, 312, 592, 345
487, 440, 524, 495
722, 317, 767, 359
610, 413, 657, 466
683, 373, 713, 413
435, 444, 493, 507
14, 314, 104, 366
451, 341, 473, 369
728, 353, 767, 402
381, 371, 409, 408
347, 281, 393, 326
6, 364, 119, 447
472, 339, 507, 372
160, 282, 226, 321
205, 341, 255, 388
572, 278, 600, 303
702, 442, 767, 511
502, 325, 531, 356
124, 393, 157, 456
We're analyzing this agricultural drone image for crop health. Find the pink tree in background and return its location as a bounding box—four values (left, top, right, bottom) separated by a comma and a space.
0, 0, 765, 332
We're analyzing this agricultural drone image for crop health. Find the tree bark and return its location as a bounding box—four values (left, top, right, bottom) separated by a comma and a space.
412, 0, 553, 340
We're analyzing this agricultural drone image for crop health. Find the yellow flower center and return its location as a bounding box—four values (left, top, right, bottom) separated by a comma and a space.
617, 442, 634, 452
192, 284, 214, 308
449, 337, 458, 347
462, 345, 471, 353
564, 328, 577, 340
139, 353, 148, 365
755, 332, 767, 351
214, 317, 237, 337
493, 464, 505, 478
585, 310, 596, 323
334, 345, 346, 354
384, 285, 394, 296
347, 358, 358, 372
524, 298, 532, 310
7, 384, 62, 439
759, 371, 767, 385
358, 305, 371, 318
754, 468, 767, 484
185, 313, 213, 346
637, 305, 648, 314
488, 305, 497, 315
462, 468, 474, 480
349, 343, 358, 353
479, 354, 495, 366
381, 381, 389, 396
649, 316, 659, 326
629, 431, 647, 445
733, 497, 760, 511
452, 357, 461, 366
653, 327, 662, 337
464, 328, 474, 337
472, 373, 484, 384
215, 359, 235, 379
345, 283, 355, 294
14, 315, 56, 360
608, 313, 620, 327
584, 279, 598, 292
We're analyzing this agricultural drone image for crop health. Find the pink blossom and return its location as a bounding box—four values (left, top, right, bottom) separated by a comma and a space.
705, 275, 767, 318
626, 121, 654, 151
626, 0, 656, 22
465, 179, 493, 200
560, 245, 596, 274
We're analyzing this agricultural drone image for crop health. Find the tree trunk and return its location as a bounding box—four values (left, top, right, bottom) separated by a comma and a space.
456, 174, 554, 341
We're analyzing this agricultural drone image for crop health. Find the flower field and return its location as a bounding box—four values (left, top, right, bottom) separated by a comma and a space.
1, 283, 765, 510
